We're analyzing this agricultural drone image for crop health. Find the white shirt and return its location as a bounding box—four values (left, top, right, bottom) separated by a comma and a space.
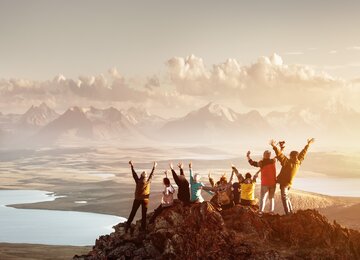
161, 185, 175, 207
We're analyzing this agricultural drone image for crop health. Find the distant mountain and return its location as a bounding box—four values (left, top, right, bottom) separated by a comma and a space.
38, 106, 93, 141
124, 107, 166, 134
19, 103, 59, 128
85, 106, 142, 140
2, 101, 359, 147
159, 102, 271, 143
266, 101, 360, 144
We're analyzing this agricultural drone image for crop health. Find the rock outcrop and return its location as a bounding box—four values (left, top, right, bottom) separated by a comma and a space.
74, 201, 360, 259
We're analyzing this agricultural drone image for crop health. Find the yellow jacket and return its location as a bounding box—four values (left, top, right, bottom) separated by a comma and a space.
240, 182, 255, 201
273, 144, 309, 187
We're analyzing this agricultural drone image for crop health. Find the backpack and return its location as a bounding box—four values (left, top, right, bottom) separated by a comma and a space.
218, 189, 231, 205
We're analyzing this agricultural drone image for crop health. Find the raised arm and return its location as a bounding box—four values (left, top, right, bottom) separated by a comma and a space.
252, 169, 261, 182
298, 138, 314, 163
147, 161, 157, 182
129, 160, 139, 183
189, 162, 194, 184
178, 162, 185, 176
229, 167, 235, 184
270, 139, 288, 166
170, 163, 181, 185
208, 172, 215, 187
232, 165, 244, 183
247, 151, 260, 167
202, 184, 215, 195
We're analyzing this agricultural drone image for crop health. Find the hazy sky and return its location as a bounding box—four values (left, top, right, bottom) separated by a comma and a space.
1, 0, 360, 80
0, 0, 359, 116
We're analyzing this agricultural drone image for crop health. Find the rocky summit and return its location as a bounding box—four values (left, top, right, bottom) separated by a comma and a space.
74, 201, 360, 259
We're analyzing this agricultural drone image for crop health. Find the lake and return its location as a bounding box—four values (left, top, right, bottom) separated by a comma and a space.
0, 190, 125, 246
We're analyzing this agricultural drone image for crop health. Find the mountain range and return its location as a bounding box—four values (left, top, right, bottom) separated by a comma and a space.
0, 101, 359, 147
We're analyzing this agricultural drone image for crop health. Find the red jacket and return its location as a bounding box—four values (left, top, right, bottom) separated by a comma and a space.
248, 158, 276, 186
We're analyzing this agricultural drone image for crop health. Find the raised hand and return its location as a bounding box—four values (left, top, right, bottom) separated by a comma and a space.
270, 139, 276, 147
307, 138, 315, 145
169, 163, 174, 170
153, 161, 158, 168
189, 162, 192, 169
177, 162, 183, 169
129, 160, 133, 166
208, 172, 212, 178
246, 151, 251, 158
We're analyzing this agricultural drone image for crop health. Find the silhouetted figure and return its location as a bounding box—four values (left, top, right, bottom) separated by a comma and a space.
270, 138, 315, 215
125, 160, 157, 232
170, 162, 190, 204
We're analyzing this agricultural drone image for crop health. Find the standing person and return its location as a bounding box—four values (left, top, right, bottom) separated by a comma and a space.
232, 165, 259, 206
149, 171, 175, 223
247, 150, 277, 215
125, 160, 157, 233
170, 162, 190, 204
270, 138, 315, 215
189, 162, 212, 203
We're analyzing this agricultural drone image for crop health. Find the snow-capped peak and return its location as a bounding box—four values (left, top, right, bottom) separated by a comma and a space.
204, 102, 238, 122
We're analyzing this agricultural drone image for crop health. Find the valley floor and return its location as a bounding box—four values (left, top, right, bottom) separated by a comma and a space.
0, 243, 91, 260
0, 146, 359, 259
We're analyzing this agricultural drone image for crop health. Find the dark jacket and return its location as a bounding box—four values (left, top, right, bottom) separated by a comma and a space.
171, 168, 190, 203
131, 165, 155, 200
273, 144, 309, 187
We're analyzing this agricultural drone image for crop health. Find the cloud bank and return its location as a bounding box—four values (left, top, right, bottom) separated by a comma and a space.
167, 53, 346, 108
0, 54, 356, 115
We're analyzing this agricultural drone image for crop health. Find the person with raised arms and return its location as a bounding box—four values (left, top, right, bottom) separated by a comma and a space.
170, 162, 190, 205
125, 160, 157, 233
247, 150, 277, 216
270, 138, 315, 215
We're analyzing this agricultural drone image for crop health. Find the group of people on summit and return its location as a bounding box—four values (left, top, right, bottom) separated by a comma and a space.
125, 138, 315, 233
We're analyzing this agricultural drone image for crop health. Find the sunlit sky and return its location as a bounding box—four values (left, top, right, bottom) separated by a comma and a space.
1, 0, 360, 80
0, 0, 359, 117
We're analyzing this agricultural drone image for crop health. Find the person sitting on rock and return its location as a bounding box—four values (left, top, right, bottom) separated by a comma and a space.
232, 165, 259, 206
270, 138, 315, 215
207, 172, 220, 205
189, 162, 213, 203
149, 170, 175, 224
170, 162, 191, 205
206, 170, 235, 210
247, 150, 277, 215
125, 160, 157, 233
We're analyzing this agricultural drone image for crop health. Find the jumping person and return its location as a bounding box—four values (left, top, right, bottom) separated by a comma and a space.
170, 162, 190, 204
247, 150, 276, 215
270, 138, 315, 215
232, 165, 259, 206
125, 160, 157, 233
149, 171, 175, 223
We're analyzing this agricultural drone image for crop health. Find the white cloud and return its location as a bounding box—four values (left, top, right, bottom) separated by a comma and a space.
167, 53, 344, 108
0, 54, 357, 115
347, 46, 360, 51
